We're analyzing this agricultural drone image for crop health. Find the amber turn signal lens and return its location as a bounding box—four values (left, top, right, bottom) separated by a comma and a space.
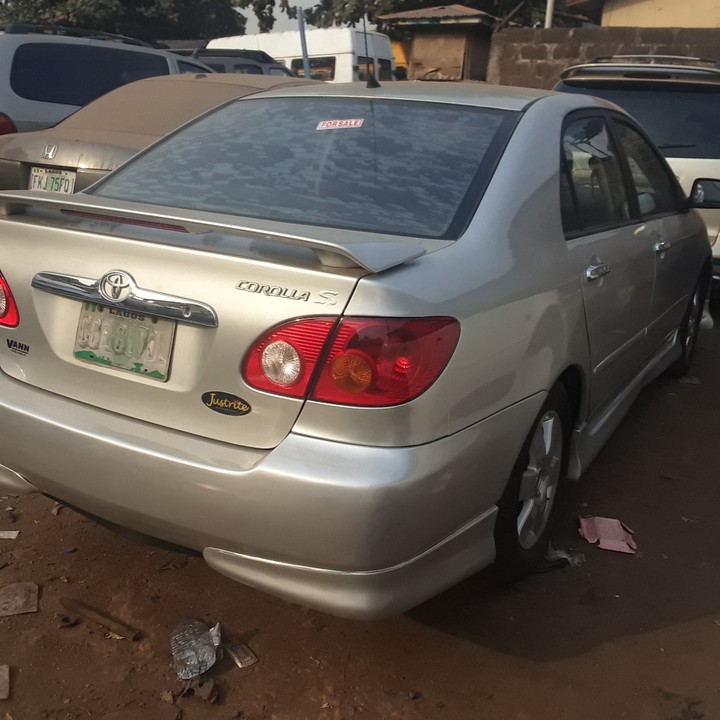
330, 351, 373, 393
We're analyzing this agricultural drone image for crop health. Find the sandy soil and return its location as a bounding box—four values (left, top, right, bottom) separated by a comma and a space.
0, 320, 719, 720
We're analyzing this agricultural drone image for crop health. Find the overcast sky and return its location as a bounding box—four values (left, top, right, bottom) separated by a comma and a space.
242, 1, 314, 35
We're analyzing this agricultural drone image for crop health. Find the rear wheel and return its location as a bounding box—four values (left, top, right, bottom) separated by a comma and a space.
494, 385, 571, 579
668, 279, 704, 378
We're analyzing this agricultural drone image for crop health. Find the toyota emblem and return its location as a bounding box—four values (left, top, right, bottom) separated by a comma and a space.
99, 271, 133, 302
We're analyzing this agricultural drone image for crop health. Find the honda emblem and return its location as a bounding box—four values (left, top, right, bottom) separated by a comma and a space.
41, 144, 58, 160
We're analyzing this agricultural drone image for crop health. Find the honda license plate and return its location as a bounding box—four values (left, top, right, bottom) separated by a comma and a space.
29, 166, 76, 194
73, 302, 175, 382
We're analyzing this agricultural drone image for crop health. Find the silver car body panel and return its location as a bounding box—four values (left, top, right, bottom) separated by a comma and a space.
0, 84, 710, 617
0, 364, 545, 618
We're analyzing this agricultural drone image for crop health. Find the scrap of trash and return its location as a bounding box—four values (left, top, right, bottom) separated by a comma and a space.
579, 516, 637, 554
169, 617, 259, 705
171, 618, 223, 680
543, 543, 586, 570
0, 582, 38, 617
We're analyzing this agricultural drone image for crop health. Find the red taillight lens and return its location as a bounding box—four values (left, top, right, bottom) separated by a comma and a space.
312, 317, 460, 406
243, 318, 337, 398
243, 316, 460, 407
0, 114, 17, 135
0, 272, 19, 327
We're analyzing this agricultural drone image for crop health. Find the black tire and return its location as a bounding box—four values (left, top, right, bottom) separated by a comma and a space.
667, 279, 704, 378
494, 384, 571, 580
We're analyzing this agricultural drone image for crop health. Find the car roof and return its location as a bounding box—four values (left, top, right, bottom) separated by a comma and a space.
57, 73, 315, 137
559, 55, 720, 86
0, 23, 153, 47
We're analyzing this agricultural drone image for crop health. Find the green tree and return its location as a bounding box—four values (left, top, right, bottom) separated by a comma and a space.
0, 0, 246, 42
234, 0, 296, 33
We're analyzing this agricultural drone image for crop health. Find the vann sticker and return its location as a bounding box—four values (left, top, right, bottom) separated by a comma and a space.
316, 119, 364, 130
6, 339, 29, 356
202, 391, 252, 416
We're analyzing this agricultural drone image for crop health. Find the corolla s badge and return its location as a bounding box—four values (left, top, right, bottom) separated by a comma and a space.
202, 392, 252, 416
41, 144, 58, 160
99, 271, 133, 302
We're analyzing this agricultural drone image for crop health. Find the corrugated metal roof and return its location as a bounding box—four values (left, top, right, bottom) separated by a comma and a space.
378, 4, 497, 22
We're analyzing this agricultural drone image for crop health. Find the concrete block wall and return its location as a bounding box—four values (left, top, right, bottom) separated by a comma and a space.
486, 26, 720, 89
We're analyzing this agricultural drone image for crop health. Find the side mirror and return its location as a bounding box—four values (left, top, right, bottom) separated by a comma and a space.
690, 178, 720, 209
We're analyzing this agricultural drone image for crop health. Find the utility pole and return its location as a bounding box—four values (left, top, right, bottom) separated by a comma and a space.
544, 0, 556, 28
297, 5, 311, 79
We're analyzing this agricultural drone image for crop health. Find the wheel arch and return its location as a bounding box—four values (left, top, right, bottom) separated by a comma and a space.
555, 364, 586, 433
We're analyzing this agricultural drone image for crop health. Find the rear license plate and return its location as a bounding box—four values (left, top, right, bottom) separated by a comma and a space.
29, 167, 76, 194
73, 302, 175, 382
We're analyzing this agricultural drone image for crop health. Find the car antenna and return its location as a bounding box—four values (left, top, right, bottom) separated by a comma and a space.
362, 14, 381, 88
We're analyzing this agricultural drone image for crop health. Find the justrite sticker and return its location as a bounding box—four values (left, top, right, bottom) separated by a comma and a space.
202, 391, 252, 416
316, 119, 364, 130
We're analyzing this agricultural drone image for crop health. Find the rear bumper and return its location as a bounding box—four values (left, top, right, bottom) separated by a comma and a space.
0, 371, 544, 618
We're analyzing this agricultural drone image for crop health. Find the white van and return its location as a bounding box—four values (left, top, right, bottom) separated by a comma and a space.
207, 28, 395, 83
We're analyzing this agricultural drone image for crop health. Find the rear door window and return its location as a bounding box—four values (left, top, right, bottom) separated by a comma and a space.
612, 120, 681, 218
11, 43, 170, 106
177, 59, 211, 74
291, 57, 336, 80
92, 97, 518, 239
378, 59, 393, 81
562, 116, 631, 233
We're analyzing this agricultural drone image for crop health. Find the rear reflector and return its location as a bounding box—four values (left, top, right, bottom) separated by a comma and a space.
0, 272, 19, 327
244, 316, 460, 407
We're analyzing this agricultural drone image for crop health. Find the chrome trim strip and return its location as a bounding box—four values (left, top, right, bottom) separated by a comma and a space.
31, 271, 218, 328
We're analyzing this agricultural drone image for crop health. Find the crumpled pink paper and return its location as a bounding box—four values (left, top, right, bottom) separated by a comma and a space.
579, 516, 637, 554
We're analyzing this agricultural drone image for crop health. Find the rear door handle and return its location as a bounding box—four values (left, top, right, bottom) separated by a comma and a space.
654, 240, 671, 254
585, 263, 611, 281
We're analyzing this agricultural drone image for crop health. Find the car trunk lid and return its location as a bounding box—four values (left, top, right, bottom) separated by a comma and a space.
0, 192, 434, 449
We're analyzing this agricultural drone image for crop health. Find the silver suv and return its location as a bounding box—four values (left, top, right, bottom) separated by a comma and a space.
0, 24, 213, 133
555, 55, 720, 286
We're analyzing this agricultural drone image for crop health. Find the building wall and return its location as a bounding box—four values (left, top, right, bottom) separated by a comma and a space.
602, 0, 720, 28
487, 26, 720, 90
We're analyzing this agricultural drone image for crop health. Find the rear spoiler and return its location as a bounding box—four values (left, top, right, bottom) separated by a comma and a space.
0, 191, 430, 273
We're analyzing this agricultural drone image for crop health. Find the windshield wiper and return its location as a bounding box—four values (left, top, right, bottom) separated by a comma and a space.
658, 143, 697, 149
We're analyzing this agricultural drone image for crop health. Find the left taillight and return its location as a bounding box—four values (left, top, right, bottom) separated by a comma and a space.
243, 316, 460, 407
0, 272, 19, 327
0, 114, 17, 135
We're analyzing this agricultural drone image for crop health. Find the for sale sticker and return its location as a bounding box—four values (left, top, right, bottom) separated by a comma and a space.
316, 118, 365, 130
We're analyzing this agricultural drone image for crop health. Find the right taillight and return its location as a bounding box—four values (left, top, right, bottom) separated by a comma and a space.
0, 114, 17, 135
0, 272, 19, 327
243, 316, 460, 407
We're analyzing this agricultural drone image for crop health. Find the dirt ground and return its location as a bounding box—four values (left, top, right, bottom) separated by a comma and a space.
1, 318, 719, 720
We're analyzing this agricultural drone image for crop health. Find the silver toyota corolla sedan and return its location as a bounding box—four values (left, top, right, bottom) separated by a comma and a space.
0, 82, 711, 619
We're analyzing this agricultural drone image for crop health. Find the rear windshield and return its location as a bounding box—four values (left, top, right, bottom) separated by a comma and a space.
11, 43, 170, 107
91, 97, 516, 238
557, 82, 720, 159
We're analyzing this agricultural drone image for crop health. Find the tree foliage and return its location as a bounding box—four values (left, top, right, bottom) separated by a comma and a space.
0, 0, 246, 42
0, 0, 569, 43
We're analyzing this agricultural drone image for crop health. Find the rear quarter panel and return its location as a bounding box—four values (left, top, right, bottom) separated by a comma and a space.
294, 96, 591, 448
